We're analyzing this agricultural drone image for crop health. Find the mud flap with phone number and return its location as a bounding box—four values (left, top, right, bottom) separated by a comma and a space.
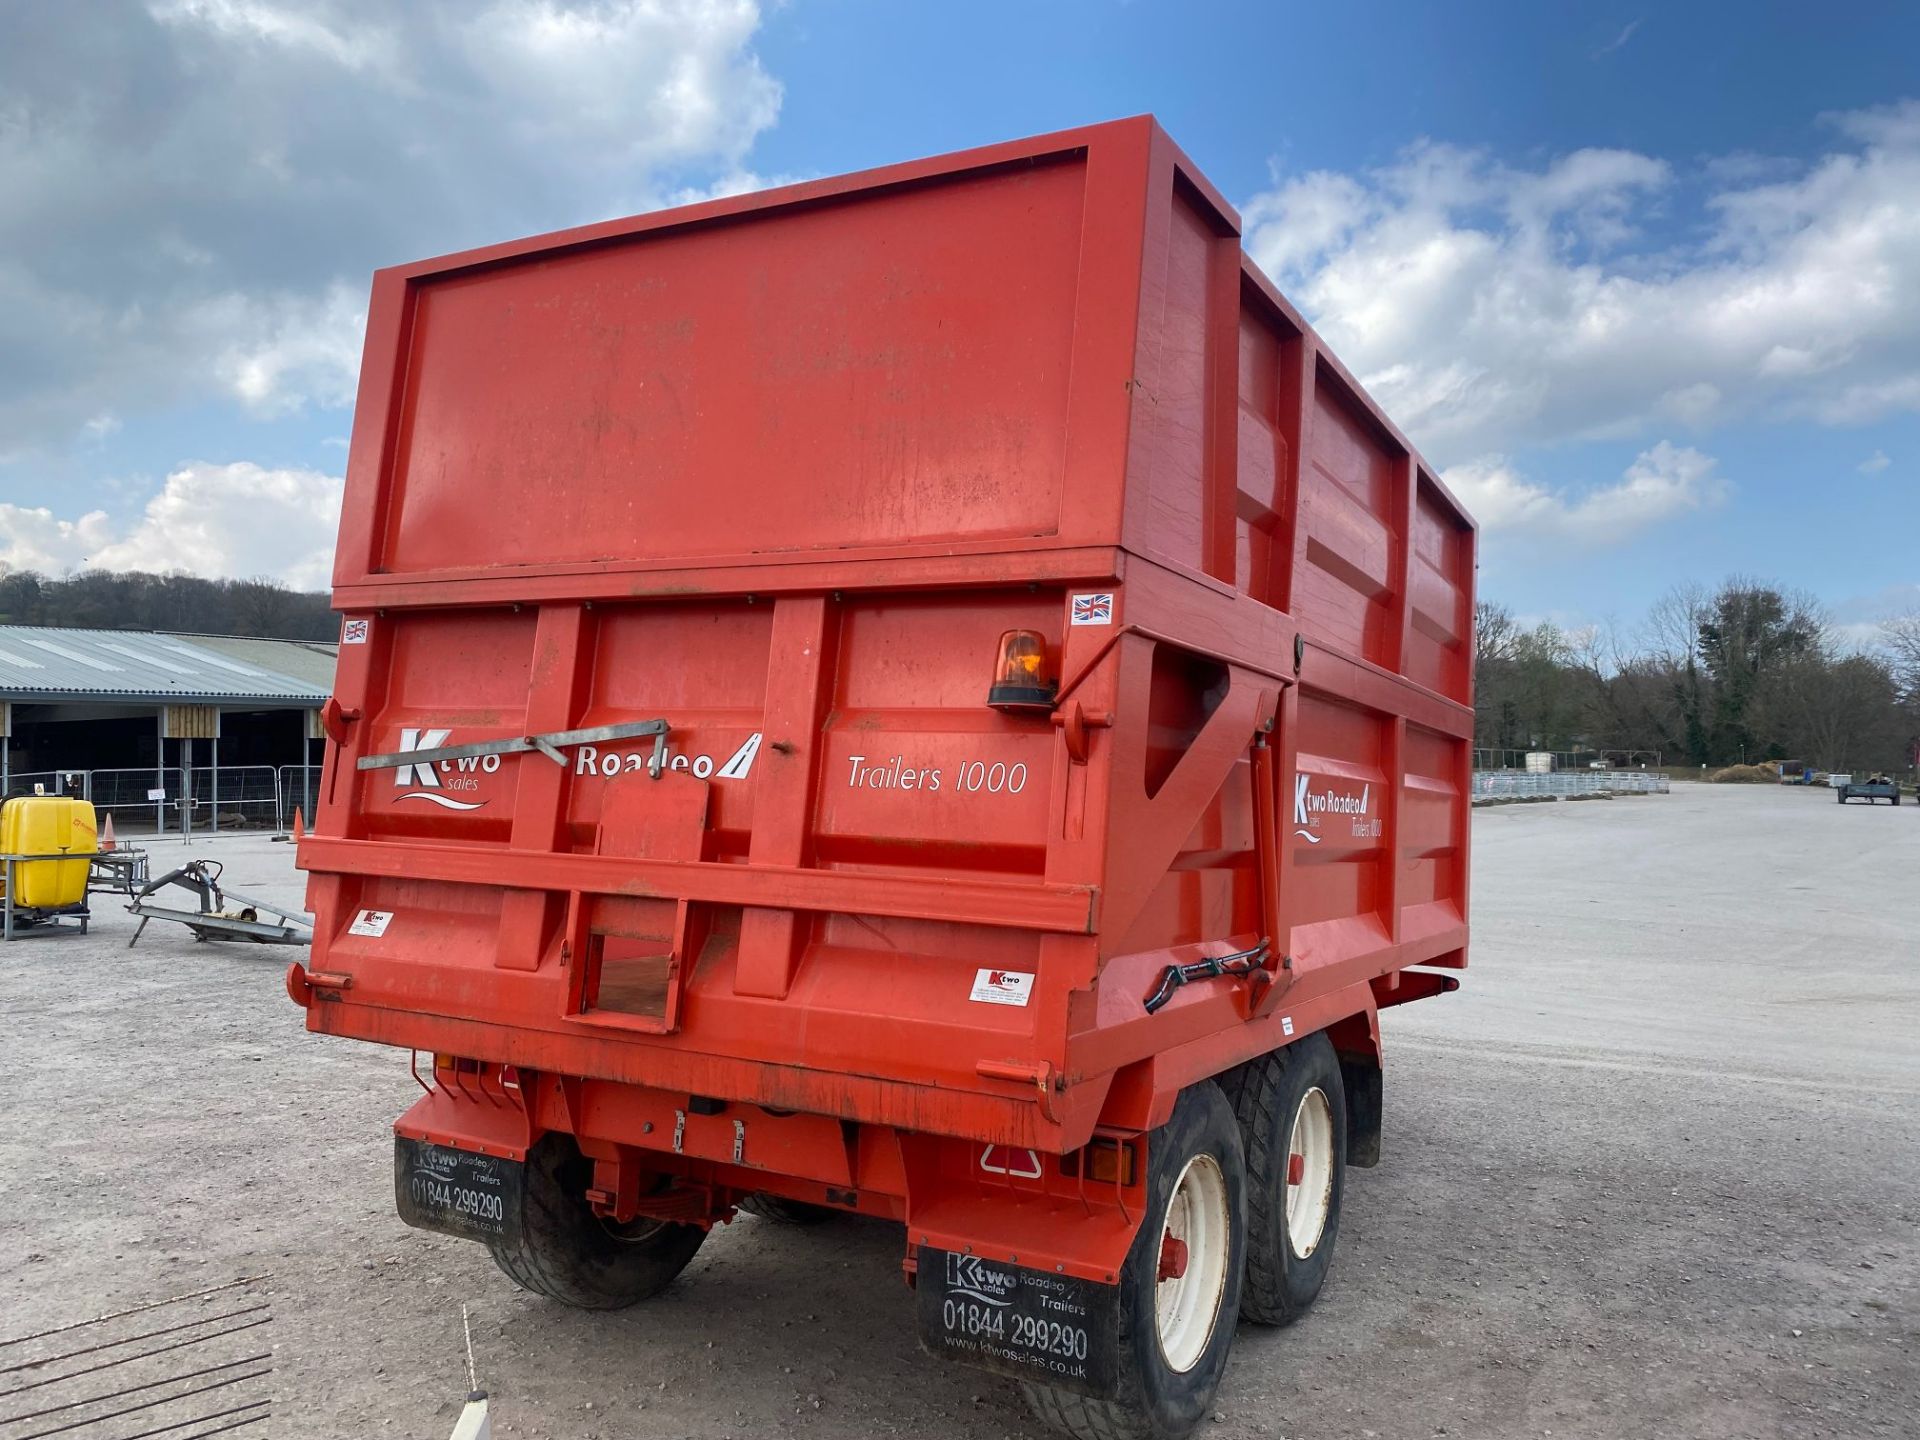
395, 1137, 524, 1244
916, 1247, 1122, 1397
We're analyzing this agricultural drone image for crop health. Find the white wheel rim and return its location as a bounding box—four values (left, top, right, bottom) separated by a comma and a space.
1285, 1087, 1335, 1257
1153, 1152, 1231, 1373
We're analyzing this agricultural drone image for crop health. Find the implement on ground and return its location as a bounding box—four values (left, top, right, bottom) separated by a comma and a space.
1837, 776, 1901, 805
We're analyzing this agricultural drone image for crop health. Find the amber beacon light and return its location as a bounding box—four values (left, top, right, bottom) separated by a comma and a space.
987, 629, 1057, 710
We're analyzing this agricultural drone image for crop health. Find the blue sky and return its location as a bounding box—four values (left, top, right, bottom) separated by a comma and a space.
2, 1, 1916, 644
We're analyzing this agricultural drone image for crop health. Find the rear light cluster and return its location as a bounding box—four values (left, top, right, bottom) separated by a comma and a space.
433, 1054, 521, 1091
1061, 1136, 1138, 1187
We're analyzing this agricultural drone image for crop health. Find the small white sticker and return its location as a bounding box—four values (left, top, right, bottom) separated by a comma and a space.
146, 787, 167, 801
340, 618, 370, 645
970, 968, 1034, 1006
1281, 1015, 1295, 1037
349, 908, 394, 937
1070, 593, 1114, 626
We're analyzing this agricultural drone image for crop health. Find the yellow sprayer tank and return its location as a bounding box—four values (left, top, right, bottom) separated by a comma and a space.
1, 796, 97, 909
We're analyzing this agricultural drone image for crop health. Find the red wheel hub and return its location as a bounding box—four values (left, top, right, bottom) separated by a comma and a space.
1157, 1232, 1190, 1282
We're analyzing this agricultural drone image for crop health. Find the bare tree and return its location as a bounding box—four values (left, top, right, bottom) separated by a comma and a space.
1474, 601, 1519, 672
1643, 581, 1709, 666
1884, 611, 1920, 700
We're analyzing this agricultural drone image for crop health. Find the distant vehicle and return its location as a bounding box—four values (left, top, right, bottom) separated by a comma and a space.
1837, 775, 1900, 805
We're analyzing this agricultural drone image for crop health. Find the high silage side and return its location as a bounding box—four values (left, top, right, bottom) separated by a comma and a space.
289, 117, 1475, 1439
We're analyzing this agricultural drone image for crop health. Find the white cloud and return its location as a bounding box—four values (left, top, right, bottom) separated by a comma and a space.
1828, 581, 1920, 653
0, 2, 783, 453
458, 0, 779, 165
0, 506, 118, 571
148, 0, 399, 73
0, 462, 342, 587
663, 167, 809, 208
1244, 102, 1920, 463
1442, 442, 1729, 544
201, 283, 367, 416
1858, 449, 1892, 474
1593, 19, 1641, 58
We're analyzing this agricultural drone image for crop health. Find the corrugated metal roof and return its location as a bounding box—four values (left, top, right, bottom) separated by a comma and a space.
0, 627, 330, 704
165, 633, 339, 691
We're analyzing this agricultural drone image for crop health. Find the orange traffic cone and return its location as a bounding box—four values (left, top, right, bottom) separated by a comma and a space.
292, 807, 305, 840
99, 812, 117, 851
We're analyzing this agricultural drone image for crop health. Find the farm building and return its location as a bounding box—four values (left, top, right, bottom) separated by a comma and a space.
0, 626, 334, 832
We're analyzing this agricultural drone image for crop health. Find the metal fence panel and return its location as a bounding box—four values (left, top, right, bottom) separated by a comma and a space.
1471, 769, 1670, 800
279, 765, 322, 831
2, 769, 69, 798
88, 767, 171, 831
87, 765, 287, 833
193, 765, 281, 831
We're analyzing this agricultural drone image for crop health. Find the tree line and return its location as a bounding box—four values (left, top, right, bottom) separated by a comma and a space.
0, 567, 336, 641
1477, 578, 1919, 774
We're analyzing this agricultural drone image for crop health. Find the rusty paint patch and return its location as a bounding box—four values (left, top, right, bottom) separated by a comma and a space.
628, 581, 710, 597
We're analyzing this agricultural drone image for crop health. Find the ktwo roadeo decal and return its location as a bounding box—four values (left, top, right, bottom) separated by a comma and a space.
1293, 772, 1380, 844
390, 728, 763, 811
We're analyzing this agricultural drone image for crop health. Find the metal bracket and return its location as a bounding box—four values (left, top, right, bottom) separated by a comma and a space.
672, 1109, 687, 1155
357, 719, 670, 776
732, 1119, 746, 1165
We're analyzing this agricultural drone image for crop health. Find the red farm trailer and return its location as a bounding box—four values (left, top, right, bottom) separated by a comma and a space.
290, 116, 1475, 1439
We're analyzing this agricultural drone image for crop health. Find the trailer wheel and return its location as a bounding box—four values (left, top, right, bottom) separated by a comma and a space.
1022, 1082, 1245, 1440
1228, 1030, 1347, 1326
488, 1135, 705, 1310
738, 1194, 836, 1225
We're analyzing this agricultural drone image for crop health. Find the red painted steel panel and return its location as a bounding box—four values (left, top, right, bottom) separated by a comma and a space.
298, 118, 1476, 1197
383, 158, 1087, 573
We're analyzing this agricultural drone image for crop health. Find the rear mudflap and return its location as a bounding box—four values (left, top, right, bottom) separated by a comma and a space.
395, 1137, 525, 1245
392, 1064, 537, 1244
916, 1248, 1122, 1397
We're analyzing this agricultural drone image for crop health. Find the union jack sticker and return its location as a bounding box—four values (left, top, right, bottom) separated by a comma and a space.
340, 618, 370, 645
1070, 592, 1114, 627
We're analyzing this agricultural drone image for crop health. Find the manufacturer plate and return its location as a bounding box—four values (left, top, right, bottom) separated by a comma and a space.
917, 1248, 1121, 1397
349, 908, 394, 937
969, 968, 1033, 1006
394, 1138, 523, 1244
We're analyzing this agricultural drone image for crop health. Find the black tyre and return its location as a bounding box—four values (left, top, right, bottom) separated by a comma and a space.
1022, 1082, 1246, 1440
488, 1134, 705, 1309
1837, 788, 1847, 803
738, 1193, 837, 1225
1226, 1031, 1347, 1326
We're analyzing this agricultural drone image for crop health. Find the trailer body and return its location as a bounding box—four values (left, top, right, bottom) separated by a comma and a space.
1837, 777, 1899, 804
292, 117, 1474, 1418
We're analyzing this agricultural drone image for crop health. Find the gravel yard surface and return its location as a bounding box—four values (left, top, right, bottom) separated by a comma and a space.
1, 784, 1913, 1438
